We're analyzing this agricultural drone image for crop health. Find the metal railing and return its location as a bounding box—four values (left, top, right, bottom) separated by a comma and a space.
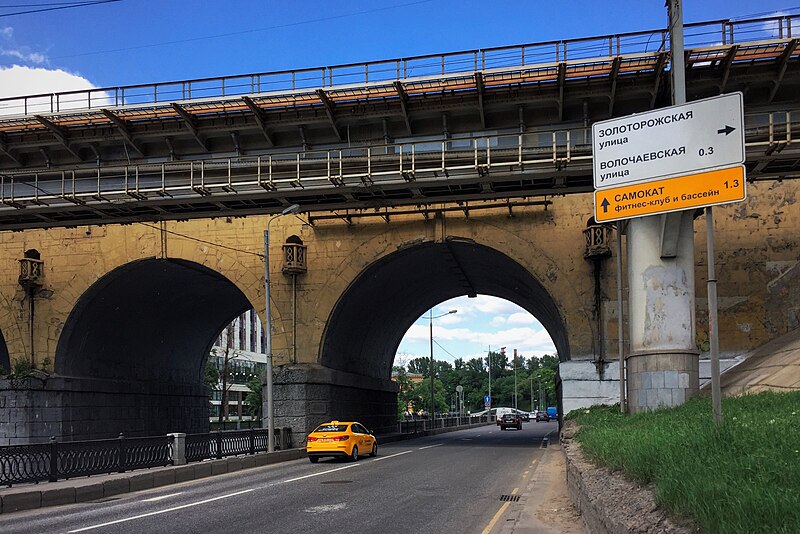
0, 433, 171, 486
185, 427, 291, 462
1, 106, 797, 212
397, 415, 491, 434
0, 15, 796, 117
0, 427, 293, 487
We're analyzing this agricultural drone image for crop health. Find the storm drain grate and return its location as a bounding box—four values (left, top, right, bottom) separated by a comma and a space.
500, 495, 520, 502
320, 480, 353, 485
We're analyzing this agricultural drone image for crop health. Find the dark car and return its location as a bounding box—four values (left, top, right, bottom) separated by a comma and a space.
519, 411, 530, 422
500, 413, 522, 431
535, 411, 550, 422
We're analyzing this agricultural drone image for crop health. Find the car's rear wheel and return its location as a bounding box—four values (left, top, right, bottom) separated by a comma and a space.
309, 456, 319, 463
350, 445, 359, 461
370, 443, 378, 457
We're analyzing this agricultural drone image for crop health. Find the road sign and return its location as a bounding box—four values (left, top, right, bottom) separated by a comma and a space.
594, 165, 746, 223
484, 395, 491, 408
592, 92, 744, 189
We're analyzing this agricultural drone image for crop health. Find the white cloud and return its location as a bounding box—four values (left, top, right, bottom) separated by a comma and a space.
0, 65, 109, 116
490, 316, 506, 327
507, 312, 536, 325
0, 27, 12, 39
0, 48, 46, 64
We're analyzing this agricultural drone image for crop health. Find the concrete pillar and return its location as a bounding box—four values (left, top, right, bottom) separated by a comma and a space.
168, 433, 187, 465
626, 215, 699, 412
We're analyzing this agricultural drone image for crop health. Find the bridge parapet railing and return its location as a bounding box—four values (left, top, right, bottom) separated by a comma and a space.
0, 15, 796, 117
0, 130, 590, 207
2, 106, 797, 210
0, 428, 292, 487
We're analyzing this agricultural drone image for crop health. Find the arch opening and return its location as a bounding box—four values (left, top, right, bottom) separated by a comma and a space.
321, 239, 569, 383
0, 328, 9, 375
55, 258, 251, 439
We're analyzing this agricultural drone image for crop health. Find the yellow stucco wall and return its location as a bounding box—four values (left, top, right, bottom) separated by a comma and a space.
0, 179, 798, 372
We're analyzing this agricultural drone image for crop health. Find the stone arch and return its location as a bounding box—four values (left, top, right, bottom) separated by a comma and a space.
54, 257, 252, 439
320, 238, 568, 381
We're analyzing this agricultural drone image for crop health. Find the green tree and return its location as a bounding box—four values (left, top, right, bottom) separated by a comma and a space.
393, 365, 414, 418
407, 357, 430, 376
244, 376, 262, 418
408, 377, 448, 415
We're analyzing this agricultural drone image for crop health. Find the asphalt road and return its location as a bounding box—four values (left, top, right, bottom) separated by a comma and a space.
0, 421, 559, 534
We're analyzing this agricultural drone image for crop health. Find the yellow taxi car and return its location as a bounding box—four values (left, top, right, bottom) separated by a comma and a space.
306, 421, 378, 463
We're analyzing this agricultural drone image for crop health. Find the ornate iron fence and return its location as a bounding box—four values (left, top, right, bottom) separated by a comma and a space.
185, 428, 289, 462
0, 434, 171, 486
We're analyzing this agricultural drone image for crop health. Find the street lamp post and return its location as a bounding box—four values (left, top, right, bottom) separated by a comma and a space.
429, 308, 457, 426
264, 203, 301, 453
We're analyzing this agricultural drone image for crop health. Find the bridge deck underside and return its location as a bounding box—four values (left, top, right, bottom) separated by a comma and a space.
1, 34, 800, 229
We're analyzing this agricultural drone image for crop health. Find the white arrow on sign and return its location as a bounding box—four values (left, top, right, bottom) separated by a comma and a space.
592, 92, 745, 190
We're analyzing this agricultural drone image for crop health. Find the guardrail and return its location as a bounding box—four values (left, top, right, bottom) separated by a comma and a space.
0, 14, 796, 116
1, 107, 796, 210
397, 415, 492, 434
0, 427, 292, 487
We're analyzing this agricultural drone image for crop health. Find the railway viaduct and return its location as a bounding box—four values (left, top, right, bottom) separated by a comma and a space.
0, 15, 799, 443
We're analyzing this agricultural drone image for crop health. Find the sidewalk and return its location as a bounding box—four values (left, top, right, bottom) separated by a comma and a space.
493, 437, 588, 534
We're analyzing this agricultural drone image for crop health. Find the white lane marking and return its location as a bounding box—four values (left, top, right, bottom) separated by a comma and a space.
305, 503, 347, 513
419, 443, 443, 450
68, 488, 255, 532
371, 450, 413, 461
283, 463, 359, 483
142, 492, 183, 503
71, 448, 415, 532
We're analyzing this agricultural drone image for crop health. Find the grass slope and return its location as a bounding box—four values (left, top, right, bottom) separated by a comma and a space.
568, 391, 800, 533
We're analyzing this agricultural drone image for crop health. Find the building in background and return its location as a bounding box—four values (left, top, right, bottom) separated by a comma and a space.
208, 309, 266, 421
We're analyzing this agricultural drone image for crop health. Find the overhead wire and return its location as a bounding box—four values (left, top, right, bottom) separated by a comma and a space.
0, 0, 119, 18
51, 0, 435, 60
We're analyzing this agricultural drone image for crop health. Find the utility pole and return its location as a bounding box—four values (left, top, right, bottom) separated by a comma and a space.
487, 345, 492, 414
530, 372, 533, 412
513, 349, 518, 411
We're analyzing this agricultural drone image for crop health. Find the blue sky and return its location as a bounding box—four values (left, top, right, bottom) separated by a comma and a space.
0, 0, 795, 364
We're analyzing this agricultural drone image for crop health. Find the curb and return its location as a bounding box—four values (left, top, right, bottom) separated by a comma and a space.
0, 448, 305, 515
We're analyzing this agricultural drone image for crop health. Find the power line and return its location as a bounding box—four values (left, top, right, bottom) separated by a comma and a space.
136, 222, 265, 259
0, 0, 120, 18
51, 0, 435, 60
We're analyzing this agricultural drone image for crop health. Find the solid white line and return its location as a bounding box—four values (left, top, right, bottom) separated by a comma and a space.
141, 492, 183, 503
67, 488, 256, 532
419, 443, 443, 450
371, 450, 413, 461
283, 463, 359, 483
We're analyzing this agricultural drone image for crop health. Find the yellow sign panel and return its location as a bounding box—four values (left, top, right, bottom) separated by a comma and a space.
594, 166, 746, 223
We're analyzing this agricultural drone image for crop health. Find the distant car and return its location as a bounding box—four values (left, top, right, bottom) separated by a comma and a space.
519, 411, 530, 422
306, 421, 377, 463
500, 413, 522, 431
546, 407, 558, 420
535, 411, 550, 422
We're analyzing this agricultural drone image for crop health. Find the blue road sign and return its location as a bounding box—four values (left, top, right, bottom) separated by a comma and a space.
484, 395, 491, 407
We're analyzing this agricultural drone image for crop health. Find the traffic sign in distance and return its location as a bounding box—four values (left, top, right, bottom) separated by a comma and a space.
592, 92, 745, 189
594, 166, 746, 223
